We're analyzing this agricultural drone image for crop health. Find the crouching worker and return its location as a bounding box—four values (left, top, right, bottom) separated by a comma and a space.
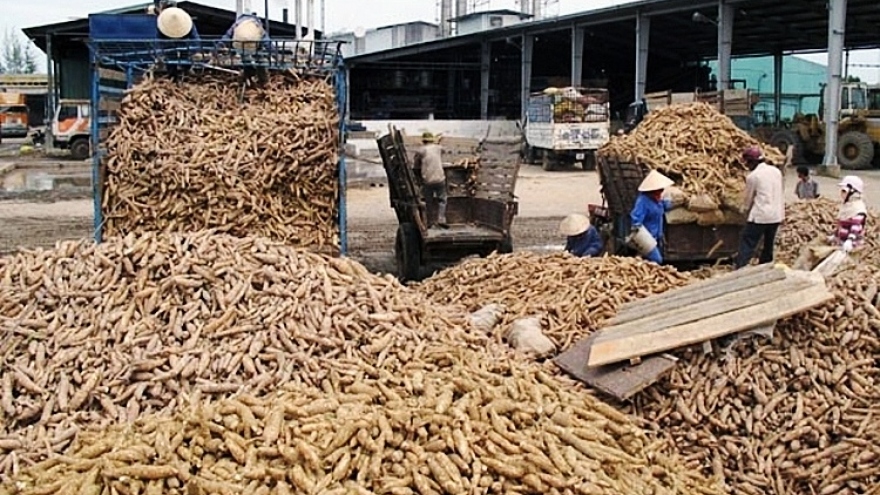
833, 175, 868, 253
559, 214, 602, 257
629, 170, 674, 264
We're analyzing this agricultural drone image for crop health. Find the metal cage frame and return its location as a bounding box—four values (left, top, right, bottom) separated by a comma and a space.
87, 37, 348, 254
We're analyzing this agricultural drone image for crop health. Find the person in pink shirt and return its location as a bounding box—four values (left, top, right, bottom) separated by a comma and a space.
832, 175, 867, 253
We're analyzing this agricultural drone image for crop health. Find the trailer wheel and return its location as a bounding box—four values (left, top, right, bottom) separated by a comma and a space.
838, 131, 874, 170
69, 137, 90, 161
499, 235, 513, 254
395, 223, 422, 282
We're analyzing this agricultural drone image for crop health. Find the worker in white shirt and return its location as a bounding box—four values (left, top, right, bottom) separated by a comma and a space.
735, 146, 785, 268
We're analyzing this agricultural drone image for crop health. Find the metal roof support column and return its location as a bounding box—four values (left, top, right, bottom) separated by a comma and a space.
521, 33, 534, 124
480, 40, 491, 120
822, 0, 846, 176
45, 34, 55, 153
571, 26, 585, 87
717, 0, 734, 91
773, 52, 783, 127
634, 13, 650, 101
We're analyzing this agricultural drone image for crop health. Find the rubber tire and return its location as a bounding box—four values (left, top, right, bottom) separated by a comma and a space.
581, 152, 597, 171
394, 223, 422, 282
837, 131, 875, 170
542, 151, 555, 171
769, 130, 804, 165
70, 138, 90, 160
498, 235, 513, 254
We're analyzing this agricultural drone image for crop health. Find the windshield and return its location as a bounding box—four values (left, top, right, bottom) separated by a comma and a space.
849, 87, 868, 110
0, 105, 27, 114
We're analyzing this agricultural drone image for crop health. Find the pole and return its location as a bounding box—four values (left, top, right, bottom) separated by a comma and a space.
264, 0, 270, 37
45, 34, 54, 152
235, 0, 243, 16
822, 0, 846, 176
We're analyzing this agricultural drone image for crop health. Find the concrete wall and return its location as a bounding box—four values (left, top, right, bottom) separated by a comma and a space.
349, 119, 520, 156
458, 13, 523, 36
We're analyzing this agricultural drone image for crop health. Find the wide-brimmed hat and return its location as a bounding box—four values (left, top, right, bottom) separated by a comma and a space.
421, 131, 437, 143
559, 214, 591, 236
838, 175, 864, 194
638, 170, 674, 192
233, 19, 265, 51
157, 7, 193, 39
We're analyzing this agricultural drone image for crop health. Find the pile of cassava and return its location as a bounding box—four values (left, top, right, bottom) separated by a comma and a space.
598, 103, 787, 228
102, 72, 341, 252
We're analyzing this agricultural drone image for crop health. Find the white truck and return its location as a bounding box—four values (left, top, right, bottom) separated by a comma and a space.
523, 87, 610, 171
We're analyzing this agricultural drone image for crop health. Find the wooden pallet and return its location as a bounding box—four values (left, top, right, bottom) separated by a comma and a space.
584, 264, 833, 368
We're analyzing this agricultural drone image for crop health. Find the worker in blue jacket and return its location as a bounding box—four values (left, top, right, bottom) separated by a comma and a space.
630, 170, 675, 264
560, 214, 603, 257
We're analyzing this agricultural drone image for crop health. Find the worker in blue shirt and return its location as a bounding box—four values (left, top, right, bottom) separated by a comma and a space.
630, 170, 675, 264
560, 214, 603, 257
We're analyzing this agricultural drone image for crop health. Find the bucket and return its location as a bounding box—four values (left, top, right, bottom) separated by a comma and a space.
626, 225, 657, 255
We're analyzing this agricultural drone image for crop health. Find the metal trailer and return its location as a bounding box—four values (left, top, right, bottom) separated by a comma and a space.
595, 156, 741, 264
88, 25, 347, 252
377, 127, 520, 281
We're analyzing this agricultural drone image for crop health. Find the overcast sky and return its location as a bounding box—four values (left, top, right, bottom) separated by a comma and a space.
3, 0, 879, 82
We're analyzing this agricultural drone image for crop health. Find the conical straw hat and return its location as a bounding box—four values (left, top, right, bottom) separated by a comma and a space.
233, 18, 265, 51
157, 7, 193, 39
559, 214, 590, 236
638, 170, 674, 192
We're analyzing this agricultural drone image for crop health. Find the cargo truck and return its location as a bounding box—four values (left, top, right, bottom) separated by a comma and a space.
523, 87, 611, 171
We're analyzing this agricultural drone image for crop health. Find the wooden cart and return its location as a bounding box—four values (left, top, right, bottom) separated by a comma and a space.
377, 127, 520, 281
596, 155, 742, 263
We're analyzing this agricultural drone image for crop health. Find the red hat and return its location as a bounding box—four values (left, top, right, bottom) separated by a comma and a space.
742, 146, 764, 162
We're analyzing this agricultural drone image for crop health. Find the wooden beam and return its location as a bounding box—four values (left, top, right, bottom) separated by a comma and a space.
587, 282, 833, 367
592, 276, 815, 345
609, 265, 786, 325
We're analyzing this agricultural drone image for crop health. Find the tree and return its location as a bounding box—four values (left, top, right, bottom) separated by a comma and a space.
2, 30, 38, 74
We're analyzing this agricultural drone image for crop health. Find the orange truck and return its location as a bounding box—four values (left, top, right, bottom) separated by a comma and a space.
0, 93, 29, 138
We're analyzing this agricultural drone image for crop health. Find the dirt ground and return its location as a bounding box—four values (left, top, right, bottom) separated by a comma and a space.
2, 161, 880, 274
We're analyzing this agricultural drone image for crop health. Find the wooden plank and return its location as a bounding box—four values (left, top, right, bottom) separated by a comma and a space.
555, 336, 676, 401
610, 264, 784, 324
592, 276, 815, 345
587, 281, 833, 367
99, 99, 121, 112
98, 68, 127, 82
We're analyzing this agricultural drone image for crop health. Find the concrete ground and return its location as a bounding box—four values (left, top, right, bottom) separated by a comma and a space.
2, 157, 880, 273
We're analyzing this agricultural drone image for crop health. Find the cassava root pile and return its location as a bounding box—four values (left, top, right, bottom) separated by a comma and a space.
0, 231, 486, 474
598, 103, 785, 211
103, 72, 340, 251
624, 201, 880, 494
416, 253, 690, 349
4, 347, 725, 495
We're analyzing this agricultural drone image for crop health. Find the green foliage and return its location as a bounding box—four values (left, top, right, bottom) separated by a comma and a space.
2, 30, 38, 74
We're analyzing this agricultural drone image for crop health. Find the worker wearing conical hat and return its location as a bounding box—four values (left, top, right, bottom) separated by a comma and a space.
154, 5, 201, 40
222, 14, 269, 52
630, 170, 675, 264
559, 214, 603, 257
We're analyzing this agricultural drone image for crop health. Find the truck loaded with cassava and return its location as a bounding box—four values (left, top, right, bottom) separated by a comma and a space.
595, 102, 786, 264
88, 10, 347, 254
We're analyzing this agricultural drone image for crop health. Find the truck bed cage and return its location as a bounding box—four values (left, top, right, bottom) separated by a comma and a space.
89, 38, 344, 75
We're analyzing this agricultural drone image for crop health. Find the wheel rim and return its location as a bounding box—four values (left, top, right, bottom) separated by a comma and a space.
843, 143, 859, 160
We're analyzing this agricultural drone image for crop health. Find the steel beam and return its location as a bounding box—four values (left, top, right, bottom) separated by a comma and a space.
481, 40, 491, 120
571, 26, 585, 87
822, 0, 846, 174
634, 13, 650, 101
717, 0, 734, 91
773, 51, 783, 126
521, 34, 534, 124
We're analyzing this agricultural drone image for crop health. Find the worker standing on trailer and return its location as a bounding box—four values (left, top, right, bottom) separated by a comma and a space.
559, 214, 603, 257
629, 170, 675, 264
831, 175, 868, 253
736, 146, 784, 268
413, 132, 448, 229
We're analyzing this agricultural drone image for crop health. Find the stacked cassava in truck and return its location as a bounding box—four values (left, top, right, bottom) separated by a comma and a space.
523, 87, 610, 171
